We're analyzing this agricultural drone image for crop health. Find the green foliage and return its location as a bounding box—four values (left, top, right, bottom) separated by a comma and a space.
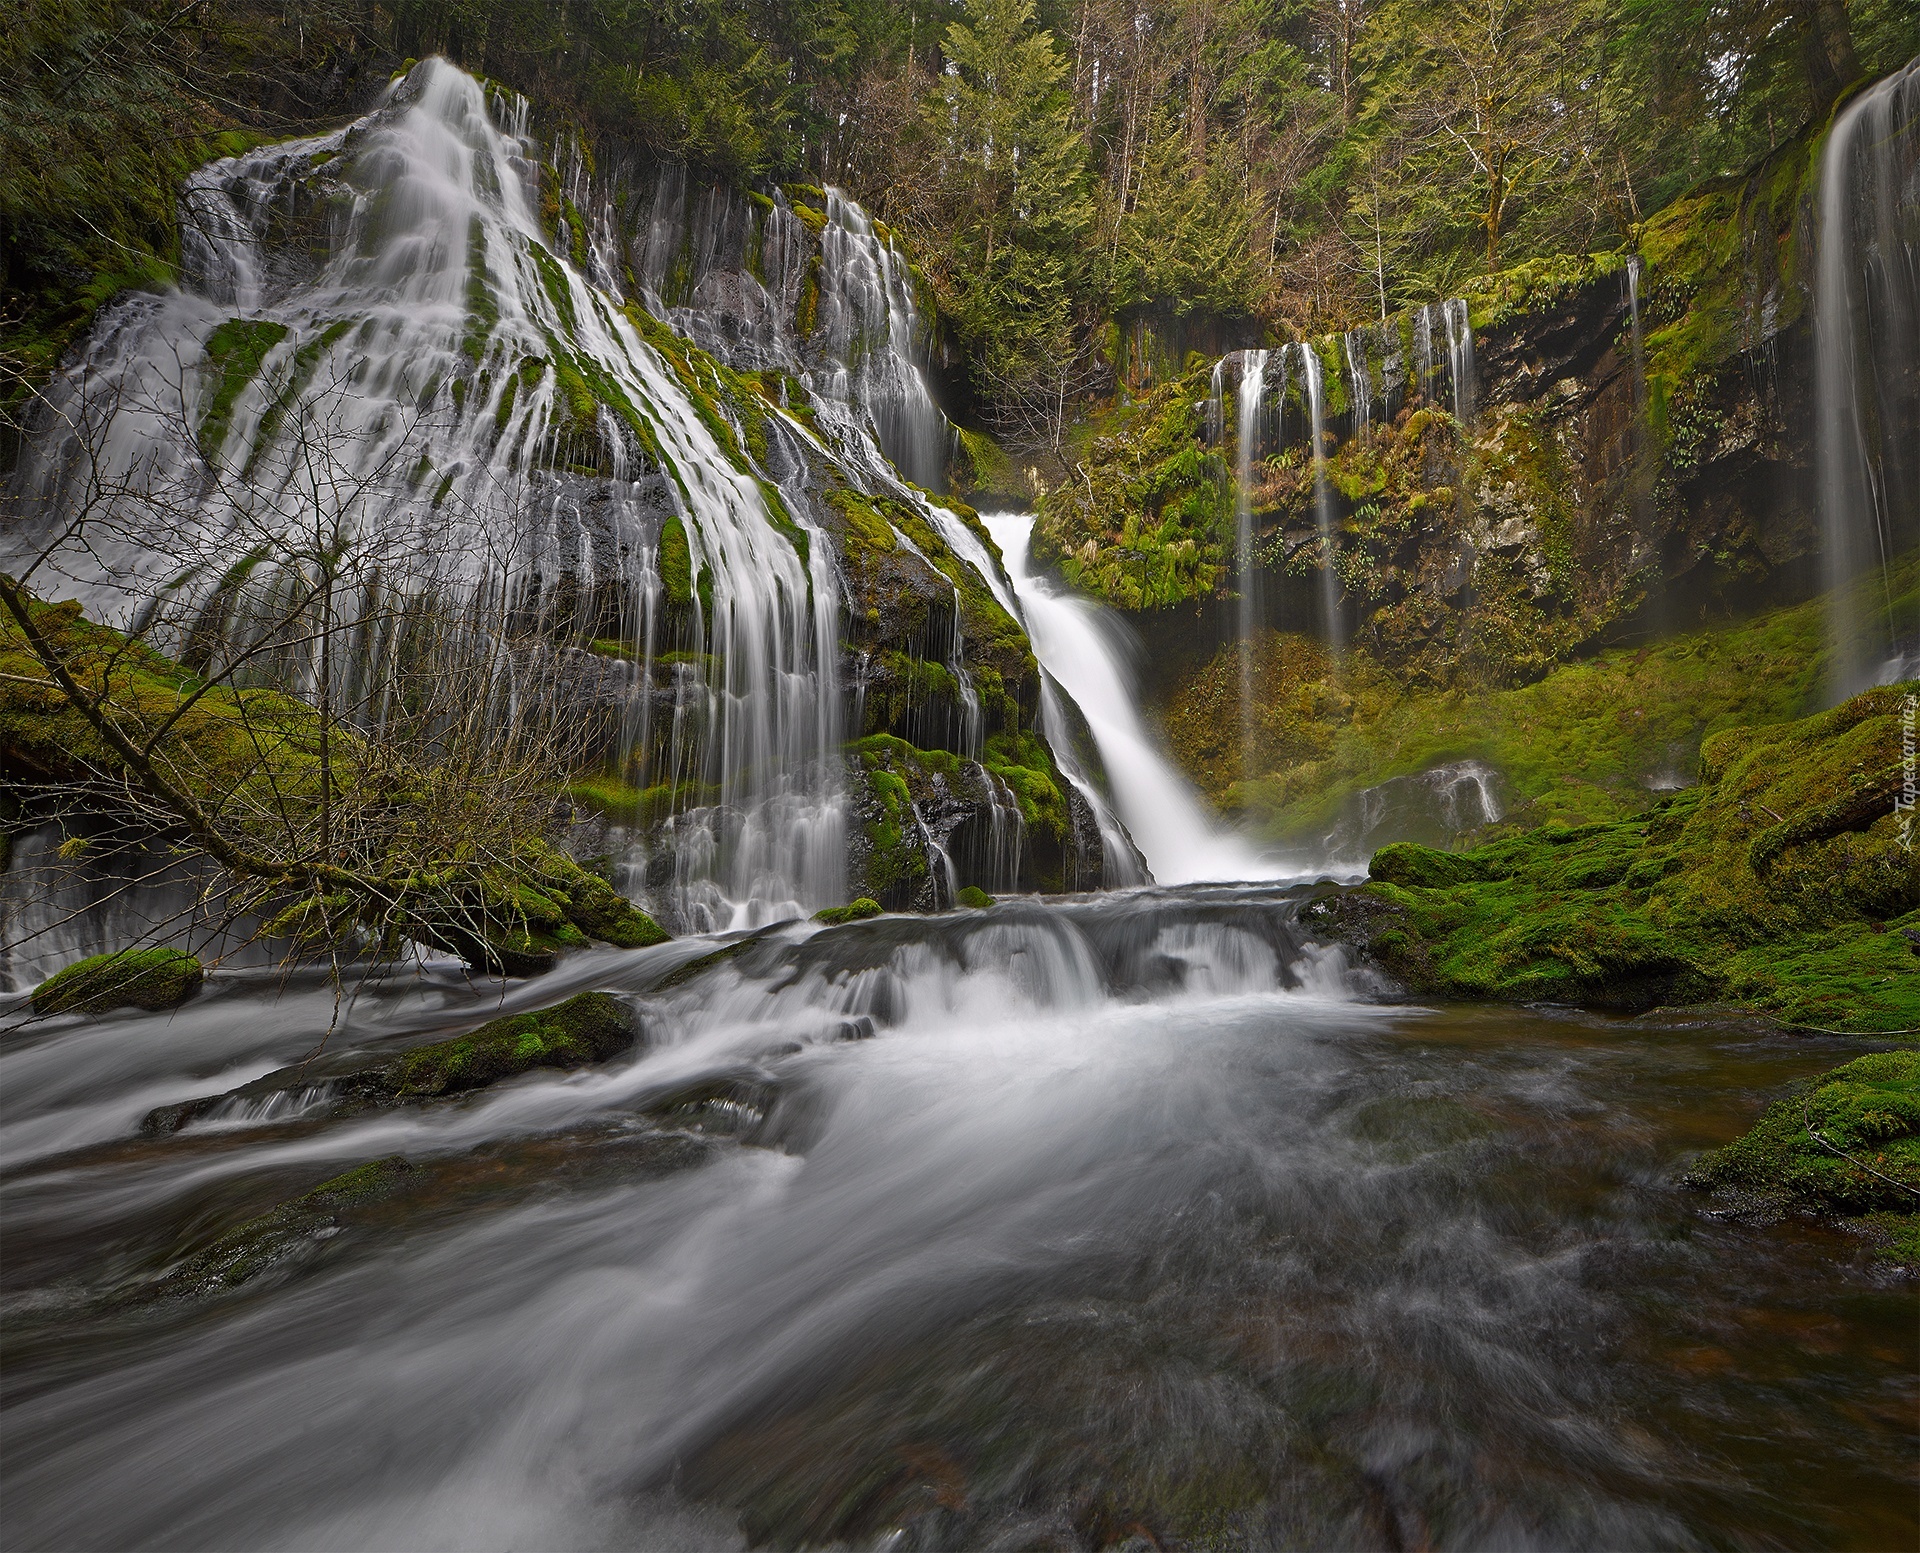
31, 947, 204, 1015
913, 0, 1094, 415
1110, 111, 1262, 319
1033, 364, 1229, 609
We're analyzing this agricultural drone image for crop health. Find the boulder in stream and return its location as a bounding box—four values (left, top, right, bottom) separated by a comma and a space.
143, 990, 638, 1132
31, 949, 204, 1017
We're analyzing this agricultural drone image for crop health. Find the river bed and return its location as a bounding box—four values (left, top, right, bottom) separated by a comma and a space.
2, 886, 1913, 1550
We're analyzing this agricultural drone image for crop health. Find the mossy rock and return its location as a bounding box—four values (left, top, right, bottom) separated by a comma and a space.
1367, 843, 1493, 890
32, 948, 204, 1016
956, 886, 995, 909
131, 1156, 422, 1301
1319, 683, 1920, 1021
384, 991, 637, 1099
813, 897, 882, 925
1687, 1051, 1920, 1218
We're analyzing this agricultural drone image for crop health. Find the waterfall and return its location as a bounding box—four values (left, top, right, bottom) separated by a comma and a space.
6, 60, 854, 931
1414, 305, 1436, 403
1234, 349, 1269, 784
983, 514, 1284, 885
1624, 254, 1660, 603
1814, 61, 1920, 700
809, 191, 951, 491
1442, 298, 1475, 426
1343, 330, 1373, 441
1294, 343, 1343, 656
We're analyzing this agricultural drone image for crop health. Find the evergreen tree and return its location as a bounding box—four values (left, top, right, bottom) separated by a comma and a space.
920, 0, 1095, 430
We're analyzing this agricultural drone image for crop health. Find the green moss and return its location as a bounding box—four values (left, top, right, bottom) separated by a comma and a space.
387, 990, 636, 1098
813, 897, 882, 925
1314, 683, 1920, 1024
956, 886, 995, 909
3, 599, 668, 976
1687, 1051, 1920, 1217
1463, 251, 1625, 332
32, 947, 203, 1016
658, 515, 695, 607
198, 319, 289, 464
1032, 363, 1230, 611
1198, 567, 1851, 834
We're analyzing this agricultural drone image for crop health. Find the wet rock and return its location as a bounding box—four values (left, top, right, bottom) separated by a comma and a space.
133, 1157, 421, 1299
32, 949, 204, 1017
142, 990, 637, 1132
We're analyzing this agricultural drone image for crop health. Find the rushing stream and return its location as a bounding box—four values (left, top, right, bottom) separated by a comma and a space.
3, 892, 1914, 1551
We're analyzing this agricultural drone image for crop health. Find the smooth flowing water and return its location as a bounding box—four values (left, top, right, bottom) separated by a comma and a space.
1294, 343, 1343, 659
3, 896, 1913, 1551
1235, 349, 1271, 782
984, 514, 1279, 885
1814, 60, 1920, 700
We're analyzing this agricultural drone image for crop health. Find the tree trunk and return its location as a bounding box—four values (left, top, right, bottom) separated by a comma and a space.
1802, 0, 1858, 117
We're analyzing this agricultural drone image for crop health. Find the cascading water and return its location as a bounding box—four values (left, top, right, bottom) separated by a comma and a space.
1442, 297, 1476, 425
1343, 330, 1373, 441
1294, 342, 1344, 657
1814, 60, 1920, 700
984, 514, 1282, 885
8, 61, 855, 932
1234, 349, 1270, 783
1624, 254, 1661, 610
806, 192, 952, 492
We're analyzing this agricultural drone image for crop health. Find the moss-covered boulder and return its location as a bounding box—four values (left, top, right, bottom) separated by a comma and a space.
1687, 1051, 1920, 1218
813, 897, 882, 925
1305, 683, 1920, 1023
143, 990, 638, 1133
32, 948, 204, 1016
380, 990, 636, 1099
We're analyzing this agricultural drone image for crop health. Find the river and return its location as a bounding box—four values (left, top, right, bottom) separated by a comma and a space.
2, 887, 1913, 1550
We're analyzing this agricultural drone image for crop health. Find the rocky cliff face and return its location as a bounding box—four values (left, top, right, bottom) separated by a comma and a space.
1029, 119, 1847, 820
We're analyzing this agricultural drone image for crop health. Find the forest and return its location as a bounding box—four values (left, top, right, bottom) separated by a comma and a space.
7, 0, 1915, 437
1, 3, 1918, 1548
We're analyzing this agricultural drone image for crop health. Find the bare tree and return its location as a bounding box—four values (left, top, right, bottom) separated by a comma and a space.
2, 352, 653, 1001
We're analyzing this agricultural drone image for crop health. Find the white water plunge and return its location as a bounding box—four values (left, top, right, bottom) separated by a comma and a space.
984, 515, 1286, 885
1814, 60, 1920, 700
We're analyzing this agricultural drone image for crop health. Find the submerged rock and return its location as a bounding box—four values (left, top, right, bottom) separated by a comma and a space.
144, 990, 637, 1132
31, 949, 204, 1016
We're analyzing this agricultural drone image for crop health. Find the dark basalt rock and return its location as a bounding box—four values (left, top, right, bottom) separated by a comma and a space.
143, 990, 638, 1133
